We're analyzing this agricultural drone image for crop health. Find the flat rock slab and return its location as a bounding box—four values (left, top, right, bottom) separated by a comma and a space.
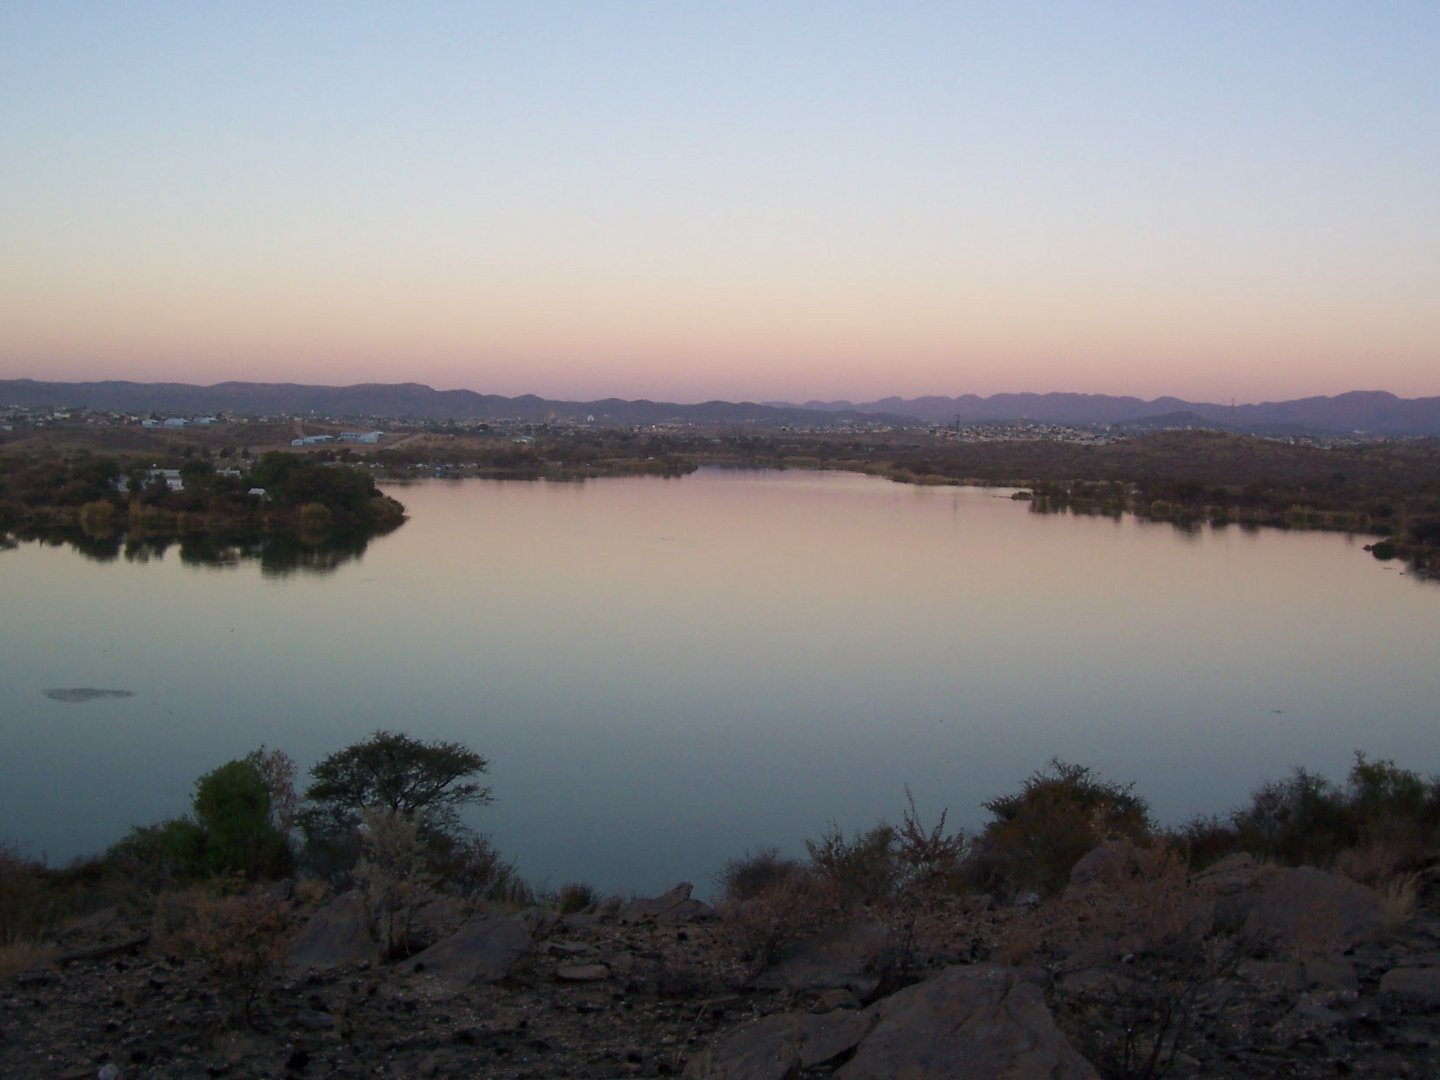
409, 914, 532, 985
837, 965, 1098, 1080
286, 893, 380, 971
556, 963, 610, 982
1243, 867, 1383, 953
684, 1008, 877, 1080
752, 921, 889, 999
1068, 839, 1142, 889
1379, 966, 1440, 1001
618, 882, 718, 924
43, 688, 134, 703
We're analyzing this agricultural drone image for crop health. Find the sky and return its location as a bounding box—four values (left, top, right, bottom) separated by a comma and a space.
2, 2, 1437, 405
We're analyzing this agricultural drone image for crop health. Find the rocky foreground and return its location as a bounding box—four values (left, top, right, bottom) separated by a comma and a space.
5, 851, 1440, 1078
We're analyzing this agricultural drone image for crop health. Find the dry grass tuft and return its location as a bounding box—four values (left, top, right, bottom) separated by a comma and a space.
1335, 840, 1413, 887
0, 940, 58, 978
1381, 874, 1420, 935
154, 887, 289, 1027
293, 876, 331, 907
719, 874, 838, 980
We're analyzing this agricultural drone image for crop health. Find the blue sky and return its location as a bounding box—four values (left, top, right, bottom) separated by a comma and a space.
2, 2, 1437, 402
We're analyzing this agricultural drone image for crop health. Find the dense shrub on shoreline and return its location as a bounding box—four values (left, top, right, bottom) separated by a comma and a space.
714, 753, 1439, 921
3, 744, 1438, 978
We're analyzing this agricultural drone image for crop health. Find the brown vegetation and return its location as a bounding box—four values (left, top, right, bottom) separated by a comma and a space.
5, 745, 1440, 1076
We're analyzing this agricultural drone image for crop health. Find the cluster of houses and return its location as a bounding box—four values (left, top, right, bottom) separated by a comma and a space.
290, 431, 383, 447
110, 466, 271, 501
113, 466, 249, 494
140, 416, 220, 429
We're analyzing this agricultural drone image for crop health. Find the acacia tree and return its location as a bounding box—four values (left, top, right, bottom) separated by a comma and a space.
303, 730, 492, 846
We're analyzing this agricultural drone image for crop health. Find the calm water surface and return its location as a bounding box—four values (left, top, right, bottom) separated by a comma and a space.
2, 469, 1436, 896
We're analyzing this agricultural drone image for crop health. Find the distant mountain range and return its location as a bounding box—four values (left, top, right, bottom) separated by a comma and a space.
0, 379, 887, 427
773, 390, 1440, 436
4, 379, 1440, 436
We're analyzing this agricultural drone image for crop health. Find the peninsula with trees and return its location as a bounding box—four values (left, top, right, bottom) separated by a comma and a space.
0, 446, 405, 570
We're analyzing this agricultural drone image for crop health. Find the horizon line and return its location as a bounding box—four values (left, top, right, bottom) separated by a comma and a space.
3, 375, 1434, 411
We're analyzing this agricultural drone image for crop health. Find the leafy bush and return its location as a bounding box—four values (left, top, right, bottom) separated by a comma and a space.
297, 501, 333, 533
429, 832, 526, 901
1167, 814, 1241, 871
969, 760, 1152, 898
1232, 766, 1353, 865
245, 452, 380, 517
104, 750, 292, 886
715, 846, 805, 904
805, 821, 898, 904
896, 790, 967, 890
1180, 753, 1440, 875
193, 758, 291, 879
105, 818, 208, 889
720, 872, 833, 979
1347, 752, 1428, 822
0, 846, 50, 946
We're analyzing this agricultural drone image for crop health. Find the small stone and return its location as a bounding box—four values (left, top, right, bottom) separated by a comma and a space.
545, 940, 597, 957
811, 989, 860, 1012
1379, 967, 1440, 1001
557, 963, 611, 982
293, 1008, 336, 1031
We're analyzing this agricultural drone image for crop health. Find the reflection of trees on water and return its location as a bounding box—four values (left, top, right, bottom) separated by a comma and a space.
0, 524, 389, 575
258, 530, 373, 576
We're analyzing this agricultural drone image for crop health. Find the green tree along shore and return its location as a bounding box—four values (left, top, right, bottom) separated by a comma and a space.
0, 450, 405, 569
5, 741, 1436, 933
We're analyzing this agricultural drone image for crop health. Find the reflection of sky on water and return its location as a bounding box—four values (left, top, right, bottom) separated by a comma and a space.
2, 469, 1436, 897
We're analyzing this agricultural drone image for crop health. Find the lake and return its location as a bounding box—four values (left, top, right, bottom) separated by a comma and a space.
2, 467, 1437, 897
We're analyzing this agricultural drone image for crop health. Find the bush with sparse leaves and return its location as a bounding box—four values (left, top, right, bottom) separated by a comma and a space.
805, 821, 899, 905
968, 760, 1152, 899
162, 887, 289, 1027
353, 808, 435, 959
715, 847, 805, 904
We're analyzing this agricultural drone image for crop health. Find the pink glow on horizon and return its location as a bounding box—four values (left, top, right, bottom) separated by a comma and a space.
5, 281, 1436, 405
2, 6, 1436, 407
